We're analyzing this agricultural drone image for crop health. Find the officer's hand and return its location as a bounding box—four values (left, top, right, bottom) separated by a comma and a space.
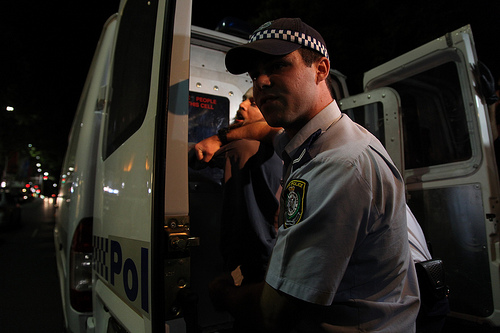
194, 135, 222, 162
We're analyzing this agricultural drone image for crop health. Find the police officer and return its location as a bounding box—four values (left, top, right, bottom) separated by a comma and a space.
201, 18, 420, 332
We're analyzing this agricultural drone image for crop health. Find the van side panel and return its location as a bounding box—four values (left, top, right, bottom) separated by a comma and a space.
54, 15, 117, 333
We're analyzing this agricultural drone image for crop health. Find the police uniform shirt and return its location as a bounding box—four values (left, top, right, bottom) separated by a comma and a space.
406, 204, 432, 263
266, 101, 420, 332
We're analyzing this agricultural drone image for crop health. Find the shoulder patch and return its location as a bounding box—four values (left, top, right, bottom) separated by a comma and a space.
284, 179, 308, 228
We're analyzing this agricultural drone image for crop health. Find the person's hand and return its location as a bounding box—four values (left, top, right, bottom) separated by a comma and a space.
231, 265, 244, 286
194, 135, 222, 162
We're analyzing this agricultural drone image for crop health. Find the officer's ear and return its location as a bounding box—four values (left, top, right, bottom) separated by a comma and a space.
315, 57, 330, 84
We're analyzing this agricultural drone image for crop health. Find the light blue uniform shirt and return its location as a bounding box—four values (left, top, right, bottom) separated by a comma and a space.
266, 101, 419, 332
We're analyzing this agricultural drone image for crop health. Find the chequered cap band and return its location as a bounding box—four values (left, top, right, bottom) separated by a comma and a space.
249, 29, 329, 60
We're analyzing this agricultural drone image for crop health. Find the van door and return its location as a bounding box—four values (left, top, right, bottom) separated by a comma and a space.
354, 25, 500, 325
91, 0, 193, 332
338, 88, 404, 174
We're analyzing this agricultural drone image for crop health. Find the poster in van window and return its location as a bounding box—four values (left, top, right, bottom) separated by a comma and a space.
188, 92, 230, 183
188, 92, 229, 144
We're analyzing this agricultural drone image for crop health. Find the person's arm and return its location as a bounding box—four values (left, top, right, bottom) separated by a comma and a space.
194, 121, 282, 162
209, 274, 302, 332
259, 282, 302, 332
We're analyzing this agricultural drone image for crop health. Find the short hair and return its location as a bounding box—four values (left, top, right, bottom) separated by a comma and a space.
298, 47, 323, 67
298, 47, 334, 99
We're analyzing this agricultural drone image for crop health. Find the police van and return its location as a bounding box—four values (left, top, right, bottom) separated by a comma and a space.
54, 0, 500, 332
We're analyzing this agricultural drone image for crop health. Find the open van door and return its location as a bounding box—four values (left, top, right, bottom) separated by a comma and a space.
339, 88, 404, 174
89, 1, 251, 331
91, 0, 193, 332
342, 24, 500, 326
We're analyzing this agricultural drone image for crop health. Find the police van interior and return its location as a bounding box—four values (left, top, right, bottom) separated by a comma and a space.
54, 0, 500, 332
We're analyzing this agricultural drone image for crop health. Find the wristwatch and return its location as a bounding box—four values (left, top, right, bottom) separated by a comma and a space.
217, 127, 230, 145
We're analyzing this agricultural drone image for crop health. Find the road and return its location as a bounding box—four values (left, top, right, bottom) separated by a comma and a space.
1, 197, 499, 332
0, 197, 63, 332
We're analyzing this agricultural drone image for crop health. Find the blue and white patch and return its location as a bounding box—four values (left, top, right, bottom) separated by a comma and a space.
284, 179, 308, 228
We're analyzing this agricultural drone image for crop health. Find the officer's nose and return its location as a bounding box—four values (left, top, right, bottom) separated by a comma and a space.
253, 73, 271, 91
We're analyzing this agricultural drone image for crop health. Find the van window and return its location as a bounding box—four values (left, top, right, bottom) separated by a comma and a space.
104, 0, 158, 159
188, 91, 230, 183
345, 102, 385, 146
391, 62, 472, 170
188, 92, 229, 144
65, 88, 88, 172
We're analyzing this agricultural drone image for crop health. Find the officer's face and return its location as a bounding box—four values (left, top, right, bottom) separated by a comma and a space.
249, 50, 319, 135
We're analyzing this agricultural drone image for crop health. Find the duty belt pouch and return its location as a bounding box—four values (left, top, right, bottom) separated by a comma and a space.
415, 259, 447, 302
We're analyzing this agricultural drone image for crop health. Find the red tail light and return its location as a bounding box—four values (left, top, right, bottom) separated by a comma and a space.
69, 217, 93, 312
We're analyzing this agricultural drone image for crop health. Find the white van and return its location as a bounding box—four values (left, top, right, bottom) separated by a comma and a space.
54, 14, 117, 333
340, 24, 500, 326
54, 0, 500, 332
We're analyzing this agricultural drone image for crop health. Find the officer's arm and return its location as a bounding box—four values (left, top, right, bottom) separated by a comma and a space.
226, 120, 281, 144
209, 274, 301, 332
194, 121, 281, 162
260, 282, 302, 332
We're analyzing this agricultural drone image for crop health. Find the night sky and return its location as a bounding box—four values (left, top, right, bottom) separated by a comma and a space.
1, 0, 499, 176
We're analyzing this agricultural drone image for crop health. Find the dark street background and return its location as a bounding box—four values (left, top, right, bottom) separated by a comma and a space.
0, 199, 499, 331
1, 1, 500, 332
1, 0, 499, 181
0, 198, 63, 332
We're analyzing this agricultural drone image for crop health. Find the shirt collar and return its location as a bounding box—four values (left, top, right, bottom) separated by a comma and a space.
282, 101, 342, 157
